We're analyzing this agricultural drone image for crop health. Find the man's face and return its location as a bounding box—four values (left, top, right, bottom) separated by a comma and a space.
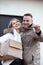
22, 16, 33, 28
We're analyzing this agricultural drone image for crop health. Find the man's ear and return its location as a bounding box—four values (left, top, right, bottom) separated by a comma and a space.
32, 19, 33, 23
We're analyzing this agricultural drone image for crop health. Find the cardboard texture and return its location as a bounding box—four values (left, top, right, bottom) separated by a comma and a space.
9, 40, 22, 49
0, 39, 22, 60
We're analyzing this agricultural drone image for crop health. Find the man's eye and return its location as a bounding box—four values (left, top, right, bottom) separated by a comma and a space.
23, 20, 25, 22
27, 20, 29, 22
23, 20, 29, 22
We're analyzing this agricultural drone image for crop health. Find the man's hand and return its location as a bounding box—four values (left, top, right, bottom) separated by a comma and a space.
34, 25, 41, 33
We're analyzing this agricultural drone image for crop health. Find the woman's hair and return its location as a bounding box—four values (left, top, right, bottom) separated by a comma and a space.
3, 18, 21, 34
8, 18, 21, 28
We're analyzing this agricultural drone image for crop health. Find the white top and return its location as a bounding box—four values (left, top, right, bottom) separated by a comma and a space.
13, 29, 21, 43
0, 29, 21, 43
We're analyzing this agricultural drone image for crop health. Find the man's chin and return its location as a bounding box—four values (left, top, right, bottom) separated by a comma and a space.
24, 26, 28, 28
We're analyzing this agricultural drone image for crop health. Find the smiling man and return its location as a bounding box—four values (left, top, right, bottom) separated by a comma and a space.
21, 13, 43, 65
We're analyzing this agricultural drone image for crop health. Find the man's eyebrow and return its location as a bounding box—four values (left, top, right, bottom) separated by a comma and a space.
23, 20, 25, 21
23, 20, 29, 21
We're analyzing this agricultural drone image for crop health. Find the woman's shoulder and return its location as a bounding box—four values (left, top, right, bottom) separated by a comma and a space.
3, 28, 13, 34
5, 33, 13, 36
0, 33, 13, 38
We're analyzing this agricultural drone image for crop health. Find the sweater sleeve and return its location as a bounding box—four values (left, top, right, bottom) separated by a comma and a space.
35, 31, 43, 42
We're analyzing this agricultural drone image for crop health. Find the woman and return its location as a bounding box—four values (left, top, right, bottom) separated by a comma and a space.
0, 18, 21, 43
0, 18, 23, 65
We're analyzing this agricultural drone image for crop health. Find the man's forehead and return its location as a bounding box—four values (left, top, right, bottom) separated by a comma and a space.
23, 16, 32, 20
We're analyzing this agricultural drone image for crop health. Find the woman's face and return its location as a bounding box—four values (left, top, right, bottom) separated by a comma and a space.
12, 21, 21, 30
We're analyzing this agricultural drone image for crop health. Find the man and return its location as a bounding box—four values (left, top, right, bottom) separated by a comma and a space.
21, 13, 43, 65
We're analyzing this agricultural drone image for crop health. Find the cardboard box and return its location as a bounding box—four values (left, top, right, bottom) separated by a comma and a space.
8, 47, 22, 59
9, 40, 22, 50
0, 39, 22, 60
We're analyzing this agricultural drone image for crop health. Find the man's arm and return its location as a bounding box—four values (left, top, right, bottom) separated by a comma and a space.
34, 25, 43, 42
36, 31, 43, 42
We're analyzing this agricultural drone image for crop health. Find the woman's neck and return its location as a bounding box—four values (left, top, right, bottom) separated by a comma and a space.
13, 28, 20, 33
16, 29, 20, 33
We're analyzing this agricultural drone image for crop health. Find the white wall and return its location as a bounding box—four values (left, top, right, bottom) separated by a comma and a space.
0, 0, 43, 30
0, 0, 43, 65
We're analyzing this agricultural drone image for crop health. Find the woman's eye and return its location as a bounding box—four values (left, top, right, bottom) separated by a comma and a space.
13, 23, 15, 24
16, 23, 20, 26
12, 23, 15, 25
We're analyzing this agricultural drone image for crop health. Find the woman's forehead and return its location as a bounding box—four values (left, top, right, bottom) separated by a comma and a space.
12, 21, 21, 26
12, 20, 17, 23
17, 22, 20, 24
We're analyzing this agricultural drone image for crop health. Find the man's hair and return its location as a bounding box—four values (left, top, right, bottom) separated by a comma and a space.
23, 13, 33, 18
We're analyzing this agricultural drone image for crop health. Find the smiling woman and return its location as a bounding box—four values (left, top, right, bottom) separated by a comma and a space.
0, 15, 23, 36
0, 18, 22, 43
0, 18, 23, 65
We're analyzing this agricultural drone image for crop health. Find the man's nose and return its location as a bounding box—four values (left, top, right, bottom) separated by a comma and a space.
24, 21, 28, 25
22, 21, 27, 25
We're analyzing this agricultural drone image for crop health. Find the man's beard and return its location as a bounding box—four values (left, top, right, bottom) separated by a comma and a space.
23, 24, 32, 28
